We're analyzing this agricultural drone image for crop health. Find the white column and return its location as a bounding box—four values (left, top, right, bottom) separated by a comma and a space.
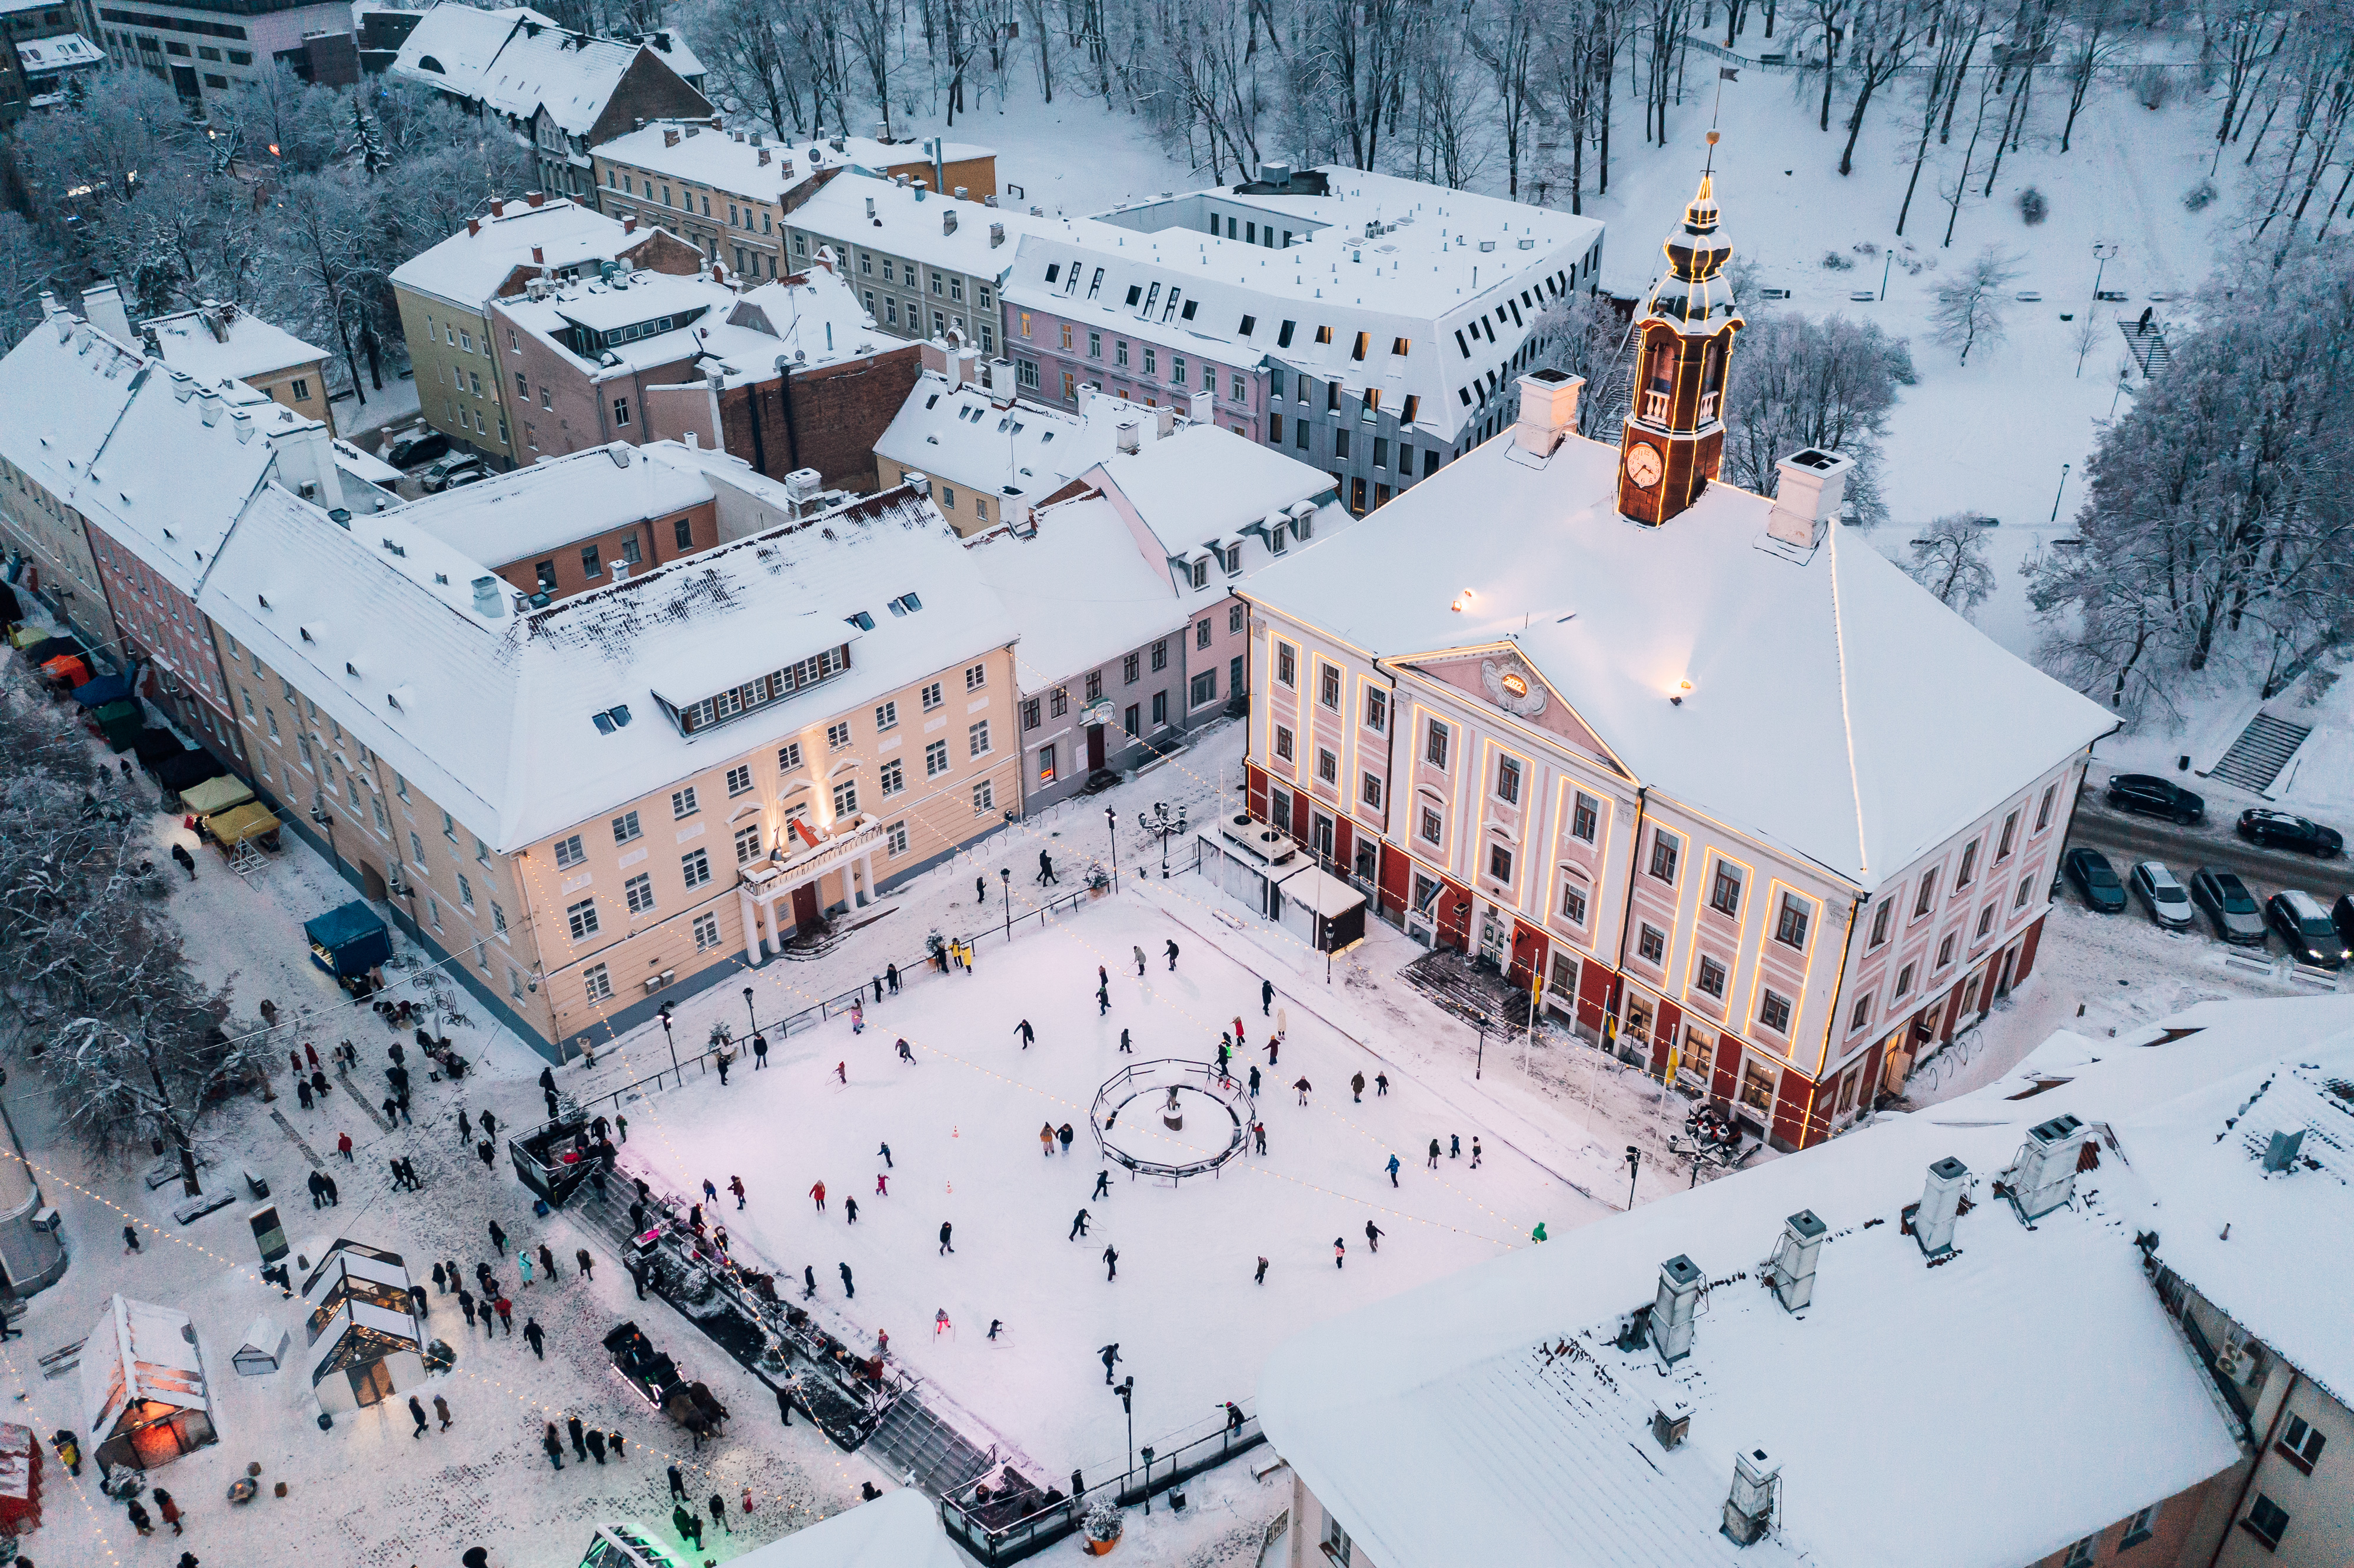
737, 888, 761, 966
862, 850, 878, 905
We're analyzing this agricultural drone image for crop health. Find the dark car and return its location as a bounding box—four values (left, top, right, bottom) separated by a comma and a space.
383, 430, 450, 469
2190, 867, 2267, 946
2265, 889, 2348, 968
2106, 773, 2205, 824
2128, 861, 2195, 930
2237, 808, 2343, 857
2063, 847, 2127, 913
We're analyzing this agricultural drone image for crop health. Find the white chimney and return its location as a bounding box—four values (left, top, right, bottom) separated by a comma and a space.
2007, 1114, 2088, 1223
609, 560, 630, 582
902, 470, 930, 498
1153, 405, 1176, 439
1914, 1157, 1969, 1259
942, 210, 958, 235
1765, 1210, 1827, 1312
1723, 1448, 1781, 1546
196, 388, 223, 427
1115, 417, 1142, 455
1512, 369, 1582, 458
80, 279, 133, 343
1076, 381, 1097, 417
1652, 1254, 1702, 1367
267, 418, 344, 515
1766, 448, 1854, 549
471, 575, 504, 617
1188, 389, 1213, 422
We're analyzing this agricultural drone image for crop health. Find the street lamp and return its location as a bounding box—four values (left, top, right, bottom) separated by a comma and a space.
742, 986, 757, 1037
1139, 1444, 1156, 1516
1115, 1376, 1136, 1502
309, 800, 341, 878
1472, 1010, 1489, 1080
1625, 1144, 1642, 1210
658, 1001, 680, 1080
1137, 801, 1186, 878
999, 867, 1012, 939
2049, 462, 2071, 524
2089, 240, 2120, 314
1104, 804, 1119, 894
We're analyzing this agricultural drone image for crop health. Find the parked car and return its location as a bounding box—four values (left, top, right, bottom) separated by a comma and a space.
420, 455, 486, 492
2236, 808, 2343, 857
2265, 889, 2348, 969
2189, 867, 2267, 946
2128, 861, 2195, 930
383, 430, 450, 469
444, 464, 490, 488
2106, 774, 2205, 824
2063, 847, 2127, 913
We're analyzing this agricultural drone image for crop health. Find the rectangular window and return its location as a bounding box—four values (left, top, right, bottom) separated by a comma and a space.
1420, 807, 1442, 845
2036, 784, 2058, 831
624, 873, 655, 913
457, 873, 475, 909
1697, 955, 1728, 997
2276, 1414, 2327, 1472
1488, 844, 1514, 884
1956, 840, 1979, 888
567, 898, 600, 939
778, 741, 803, 770
1276, 643, 1295, 686
1425, 720, 1449, 770
1649, 830, 1680, 884
491, 903, 507, 936
1124, 704, 1140, 736
1364, 688, 1388, 732
1937, 932, 1957, 968
926, 740, 950, 777
612, 396, 630, 427
734, 823, 763, 863
726, 764, 754, 796
1758, 989, 1793, 1034
1894, 962, 1916, 997
827, 721, 852, 751
1362, 772, 1383, 808
1152, 691, 1168, 726
583, 963, 612, 1002
1914, 871, 1937, 917
693, 912, 722, 951
1850, 994, 1874, 1031
1022, 698, 1041, 730
2119, 1504, 2157, 1549
1870, 902, 1894, 946
1997, 812, 2019, 859
1559, 877, 1589, 927
875, 700, 899, 731
1083, 673, 1100, 703
1496, 757, 1521, 804
969, 720, 992, 757
1976, 904, 1996, 937
676, 516, 693, 550
1710, 864, 1742, 918
1637, 923, 1666, 964
1037, 744, 1057, 783
1776, 893, 1810, 948
972, 780, 995, 815
880, 758, 905, 795
833, 780, 859, 817
886, 821, 909, 856
1572, 793, 1598, 843
1123, 652, 1140, 684
553, 833, 584, 868
681, 849, 712, 888
1231, 602, 1246, 635
966, 664, 988, 691
1316, 747, 1338, 784
672, 786, 700, 819
2242, 1497, 2289, 1550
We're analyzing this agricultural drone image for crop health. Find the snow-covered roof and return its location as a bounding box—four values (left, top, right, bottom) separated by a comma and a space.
197, 449, 1016, 850
710, 1489, 963, 1568
596, 121, 993, 198
724, 269, 885, 377
493, 265, 883, 389
873, 374, 1153, 513
81, 1294, 210, 1444
493, 266, 727, 374
968, 494, 1182, 685
390, 4, 704, 134
1241, 432, 2114, 888
144, 302, 328, 387
789, 173, 1081, 283
16, 32, 102, 74
1086, 422, 1335, 558
389, 441, 713, 564
388, 197, 660, 309
1259, 1018, 2280, 1568
1005, 168, 1600, 445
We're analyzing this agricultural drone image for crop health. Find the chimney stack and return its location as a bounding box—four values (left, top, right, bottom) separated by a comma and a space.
664, 128, 680, 148
1765, 1210, 1827, 1312
196, 387, 222, 427
1115, 417, 1142, 455
903, 470, 930, 498
79, 279, 132, 343
609, 560, 630, 582
1512, 369, 1582, 458
1914, 1157, 1969, 1258
942, 209, 958, 236
989, 222, 1005, 248
490, 197, 506, 218
1652, 1254, 1702, 1366
1765, 448, 1854, 550
471, 575, 504, 618
1188, 388, 1213, 423
759, 148, 772, 167
531, 245, 545, 265
1153, 405, 1176, 439
1723, 1449, 1781, 1546
467, 217, 482, 238
2007, 1115, 2088, 1223
526, 190, 545, 208
623, 215, 638, 234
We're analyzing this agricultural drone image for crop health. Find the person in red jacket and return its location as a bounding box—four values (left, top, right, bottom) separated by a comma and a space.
809, 1180, 826, 1213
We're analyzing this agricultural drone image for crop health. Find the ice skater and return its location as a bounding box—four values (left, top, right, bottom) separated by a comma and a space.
1365, 1220, 1383, 1254
1428, 1138, 1441, 1170
879, 1141, 893, 1167
1471, 1137, 1482, 1168
1014, 1018, 1035, 1049
839, 1261, 855, 1297
730, 1176, 747, 1209
1165, 939, 1179, 971
809, 1180, 826, 1212
1294, 1076, 1312, 1105
1375, 1072, 1389, 1096
1451, 1133, 1461, 1158
1133, 944, 1147, 976
1092, 1169, 1110, 1199
1096, 983, 1110, 1016
1262, 978, 1275, 1015
1069, 1208, 1090, 1240
1103, 1243, 1119, 1280
1248, 1064, 1262, 1096
1039, 1122, 1056, 1156
1334, 1237, 1346, 1269
844, 1197, 859, 1224
1386, 1153, 1401, 1187
897, 1038, 916, 1064
939, 1221, 955, 1254
1254, 1256, 1269, 1284
1119, 1028, 1133, 1054
876, 1172, 890, 1196
1351, 1072, 1365, 1102
1099, 1343, 1122, 1383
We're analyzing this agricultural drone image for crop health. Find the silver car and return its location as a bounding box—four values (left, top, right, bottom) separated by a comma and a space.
2129, 860, 2195, 931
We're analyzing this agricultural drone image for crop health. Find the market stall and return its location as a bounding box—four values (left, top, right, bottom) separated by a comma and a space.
304, 902, 390, 983
80, 1295, 217, 1472
178, 775, 255, 817
300, 1240, 423, 1413
151, 750, 225, 792
0, 1421, 40, 1538
202, 801, 281, 855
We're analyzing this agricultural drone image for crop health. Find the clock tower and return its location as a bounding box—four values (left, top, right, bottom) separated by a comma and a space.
1617, 145, 1744, 527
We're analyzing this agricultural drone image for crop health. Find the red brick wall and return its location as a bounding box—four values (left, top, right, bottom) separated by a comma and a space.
716, 342, 924, 493
584, 54, 713, 147
1769, 1068, 1814, 1150
1375, 837, 1407, 921
488, 500, 718, 601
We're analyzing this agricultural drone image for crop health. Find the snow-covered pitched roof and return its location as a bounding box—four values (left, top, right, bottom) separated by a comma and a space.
198, 451, 1017, 850
1087, 422, 1335, 558
494, 266, 883, 391
723, 269, 885, 377
789, 173, 1080, 282
1259, 1020, 2277, 1568
388, 198, 654, 308
596, 122, 992, 197
1242, 432, 2114, 888
967, 494, 1182, 686
143, 302, 327, 386
717, 1489, 963, 1568
389, 441, 713, 564
16, 32, 102, 74
391, 4, 704, 133
81, 1295, 210, 1444
0, 312, 144, 517
873, 375, 1152, 512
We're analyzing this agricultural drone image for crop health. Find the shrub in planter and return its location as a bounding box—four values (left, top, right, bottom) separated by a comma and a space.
1084, 1498, 1123, 1550
2018, 187, 2048, 225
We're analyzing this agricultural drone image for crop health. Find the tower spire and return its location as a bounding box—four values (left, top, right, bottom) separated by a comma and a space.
1614, 149, 1746, 528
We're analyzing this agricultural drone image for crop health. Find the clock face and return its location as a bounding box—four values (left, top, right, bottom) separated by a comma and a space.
1626, 442, 1664, 489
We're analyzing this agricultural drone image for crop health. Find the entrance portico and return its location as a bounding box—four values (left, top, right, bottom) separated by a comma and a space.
736, 814, 889, 962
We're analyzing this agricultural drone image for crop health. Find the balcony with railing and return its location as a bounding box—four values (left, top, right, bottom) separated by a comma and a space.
1698, 389, 1720, 422
738, 813, 887, 894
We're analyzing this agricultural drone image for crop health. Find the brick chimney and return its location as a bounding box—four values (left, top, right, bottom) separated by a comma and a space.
623, 215, 638, 234
467, 217, 481, 237
663, 128, 680, 148
526, 189, 546, 208
489, 197, 506, 217
758, 148, 772, 167
531, 246, 545, 265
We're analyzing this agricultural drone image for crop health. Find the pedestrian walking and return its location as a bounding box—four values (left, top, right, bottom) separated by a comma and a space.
844, 1197, 859, 1224
1375, 1073, 1389, 1096
1133, 944, 1147, 976
517, 1251, 534, 1288
939, 1221, 954, 1254
576, 1247, 593, 1280
1038, 848, 1057, 885
1093, 1168, 1110, 1199
1427, 1138, 1441, 1170
433, 1393, 452, 1431
408, 1283, 430, 1317
322, 1173, 339, 1205
477, 1140, 496, 1170
878, 1141, 893, 1168
710, 1494, 734, 1534
1119, 1028, 1133, 1054
432, 1261, 447, 1291
1387, 1153, 1401, 1187
839, 1261, 855, 1298
803, 1264, 817, 1300
1334, 1237, 1346, 1269
1099, 1343, 1121, 1383
614, 1113, 627, 1143
1450, 1134, 1461, 1158
524, 1320, 546, 1362
1294, 1076, 1312, 1105
1096, 984, 1110, 1016
1262, 978, 1275, 1015
809, 1180, 826, 1212
669, 1464, 689, 1501
1248, 1064, 1262, 1096
753, 1033, 769, 1069
1057, 1122, 1074, 1154
1039, 1121, 1055, 1156
610, 1430, 626, 1460
1365, 1220, 1384, 1254
458, 1289, 477, 1327
1103, 1244, 1119, 1280
1254, 1256, 1269, 1284
123, 1224, 141, 1253
1166, 939, 1179, 971
409, 1395, 428, 1438
488, 1219, 507, 1256
1013, 1018, 1035, 1048
1471, 1137, 1482, 1168
586, 1427, 606, 1463
1351, 1071, 1365, 1102
835, 1061, 847, 1083
538, 1242, 557, 1281
156, 1490, 182, 1535
170, 843, 195, 880
127, 1499, 154, 1536
337, 1131, 354, 1161
494, 1296, 513, 1334
897, 1038, 916, 1064
1069, 1208, 1089, 1240
543, 1424, 564, 1470
567, 1416, 586, 1460
975, 874, 988, 904
776, 1386, 794, 1427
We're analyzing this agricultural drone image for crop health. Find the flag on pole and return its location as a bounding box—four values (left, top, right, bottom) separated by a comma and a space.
1720, 66, 1740, 80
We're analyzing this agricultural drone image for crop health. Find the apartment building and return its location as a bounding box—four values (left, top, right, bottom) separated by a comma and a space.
95, 0, 345, 108
196, 442, 1020, 1060
783, 172, 1074, 355
972, 420, 1345, 813
388, 4, 707, 204
389, 195, 699, 468
592, 122, 1001, 280
487, 258, 917, 492
0, 0, 102, 124
1255, 1005, 2341, 1568
127, 294, 336, 434
1005, 164, 1604, 515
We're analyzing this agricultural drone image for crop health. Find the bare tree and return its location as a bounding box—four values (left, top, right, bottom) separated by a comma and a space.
1836, 0, 1921, 175
1932, 245, 2022, 364
1899, 0, 1986, 234
1469, 0, 1541, 199
1904, 514, 1998, 617
1722, 311, 1911, 525
1530, 287, 1631, 438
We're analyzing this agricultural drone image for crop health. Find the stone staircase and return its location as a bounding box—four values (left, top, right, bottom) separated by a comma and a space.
2209, 711, 2312, 794
2118, 317, 2174, 378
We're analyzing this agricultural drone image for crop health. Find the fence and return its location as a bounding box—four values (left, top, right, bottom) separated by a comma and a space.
586, 878, 1106, 1112
939, 1407, 1266, 1564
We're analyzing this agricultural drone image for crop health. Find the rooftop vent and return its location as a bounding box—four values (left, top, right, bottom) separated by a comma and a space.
326, 508, 350, 528
1651, 1399, 1693, 1451
1652, 1254, 1702, 1366
1722, 1449, 1781, 1546
1115, 418, 1142, 455
942, 210, 958, 235
471, 575, 504, 618
1765, 1209, 1827, 1312
2007, 1114, 2087, 1223
989, 222, 1005, 248
2262, 1127, 2307, 1173
1913, 1157, 1969, 1258
1766, 448, 1854, 550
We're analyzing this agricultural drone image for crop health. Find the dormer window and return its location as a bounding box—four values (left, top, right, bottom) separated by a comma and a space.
1191, 559, 1209, 589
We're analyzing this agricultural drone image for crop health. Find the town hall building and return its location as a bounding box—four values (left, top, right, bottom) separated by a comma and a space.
1239, 165, 2116, 1150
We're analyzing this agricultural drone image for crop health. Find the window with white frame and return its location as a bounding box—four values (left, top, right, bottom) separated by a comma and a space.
833, 781, 859, 817
926, 740, 950, 777
553, 833, 584, 868
567, 898, 599, 938
624, 874, 655, 914
726, 765, 754, 795
672, 786, 699, 819
583, 963, 612, 1002
693, 912, 722, 950
972, 780, 995, 814
681, 849, 712, 888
